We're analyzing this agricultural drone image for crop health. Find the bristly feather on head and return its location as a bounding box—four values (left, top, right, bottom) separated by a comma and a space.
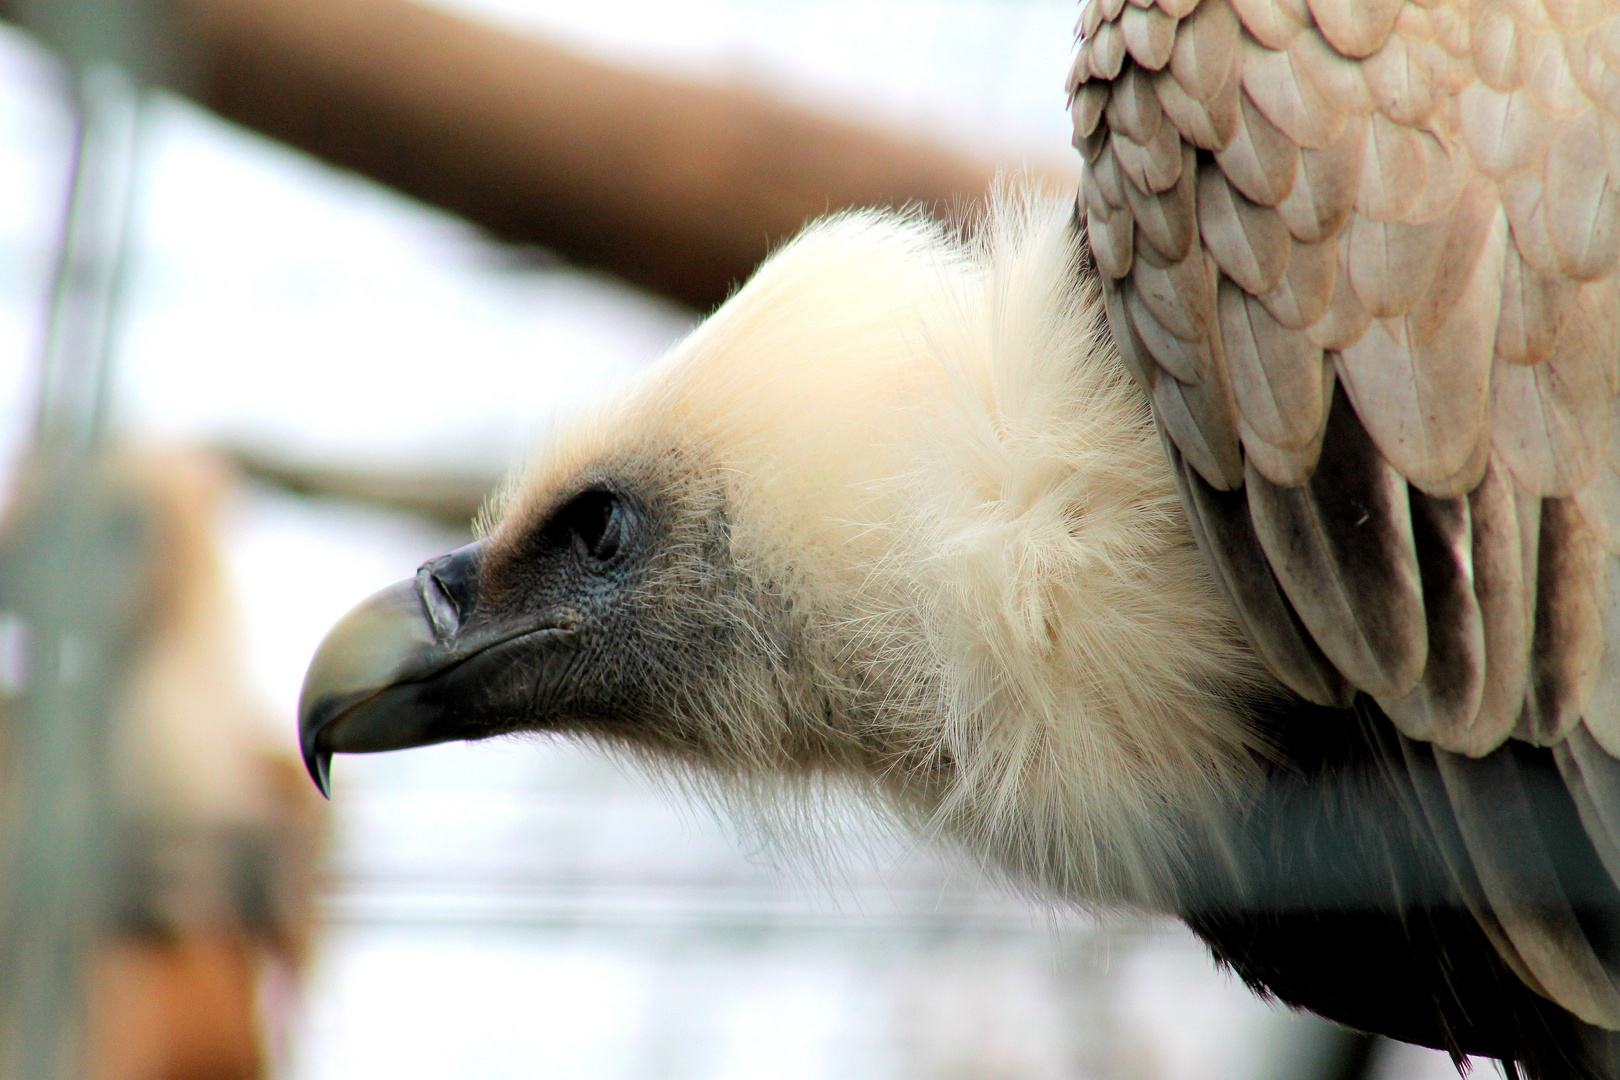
484, 180, 1281, 912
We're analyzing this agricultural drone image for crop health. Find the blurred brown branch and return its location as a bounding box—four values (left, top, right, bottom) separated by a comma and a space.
49, 0, 1000, 309
223, 443, 497, 528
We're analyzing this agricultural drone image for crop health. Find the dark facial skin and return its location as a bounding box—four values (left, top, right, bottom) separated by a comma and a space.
472, 485, 652, 729
298, 464, 804, 794
296, 477, 647, 791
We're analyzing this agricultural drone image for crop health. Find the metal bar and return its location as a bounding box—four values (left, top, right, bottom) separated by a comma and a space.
0, 65, 148, 1080
34, 66, 140, 452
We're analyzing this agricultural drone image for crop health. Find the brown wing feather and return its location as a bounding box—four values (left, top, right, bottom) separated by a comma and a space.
1244, 386, 1427, 698
1465, 458, 1532, 753
1073, 0, 1620, 1030
1167, 428, 1353, 704
1381, 490, 1488, 741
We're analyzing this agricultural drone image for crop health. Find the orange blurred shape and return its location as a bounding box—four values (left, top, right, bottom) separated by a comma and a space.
87, 931, 266, 1080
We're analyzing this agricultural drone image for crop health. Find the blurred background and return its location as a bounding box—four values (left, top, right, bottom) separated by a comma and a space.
0, 1, 1480, 1076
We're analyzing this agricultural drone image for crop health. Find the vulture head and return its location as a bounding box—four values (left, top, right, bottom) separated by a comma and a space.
301, 189, 1274, 908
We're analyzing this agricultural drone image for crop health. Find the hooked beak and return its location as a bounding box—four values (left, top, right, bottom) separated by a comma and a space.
297, 540, 576, 796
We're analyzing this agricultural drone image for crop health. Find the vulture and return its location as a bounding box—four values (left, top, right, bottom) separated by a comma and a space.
299, 1, 1620, 1075
4, 449, 324, 1080
90, 450, 324, 1080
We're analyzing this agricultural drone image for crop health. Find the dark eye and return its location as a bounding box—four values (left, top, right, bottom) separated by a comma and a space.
548, 489, 624, 565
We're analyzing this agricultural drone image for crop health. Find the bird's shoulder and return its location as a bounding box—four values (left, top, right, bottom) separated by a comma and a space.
1073, 0, 1620, 1036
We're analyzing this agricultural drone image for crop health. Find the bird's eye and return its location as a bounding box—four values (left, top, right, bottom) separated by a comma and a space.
549, 489, 624, 565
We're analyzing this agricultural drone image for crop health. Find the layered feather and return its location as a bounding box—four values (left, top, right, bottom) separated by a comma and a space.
1074, 0, 1620, 1037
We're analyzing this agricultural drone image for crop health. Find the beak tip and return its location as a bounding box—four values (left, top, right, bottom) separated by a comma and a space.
295, 543, 502, 797
302, 739, 333, 799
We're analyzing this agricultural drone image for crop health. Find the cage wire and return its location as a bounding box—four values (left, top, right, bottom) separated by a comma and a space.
0, 1, 177, 1075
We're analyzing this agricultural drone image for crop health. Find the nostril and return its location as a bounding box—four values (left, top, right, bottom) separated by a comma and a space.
418, 568, 459, 639
416, 541, 484, 640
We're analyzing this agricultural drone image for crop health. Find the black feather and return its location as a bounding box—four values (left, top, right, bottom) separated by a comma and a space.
1179, 697, 1620, 1079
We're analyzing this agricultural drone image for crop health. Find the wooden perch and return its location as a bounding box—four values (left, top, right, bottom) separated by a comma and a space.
165, 0, 1000, 309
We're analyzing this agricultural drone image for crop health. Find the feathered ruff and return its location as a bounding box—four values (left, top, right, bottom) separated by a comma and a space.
493, 182, 1280, 910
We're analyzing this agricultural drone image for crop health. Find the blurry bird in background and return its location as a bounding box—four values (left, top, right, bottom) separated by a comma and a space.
0, 449, 326, 1080
298, 1, 1620, 1078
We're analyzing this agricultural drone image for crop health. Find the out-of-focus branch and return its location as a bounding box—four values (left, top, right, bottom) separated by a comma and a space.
223, 443, 497, 529
160, 0, 999, 310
